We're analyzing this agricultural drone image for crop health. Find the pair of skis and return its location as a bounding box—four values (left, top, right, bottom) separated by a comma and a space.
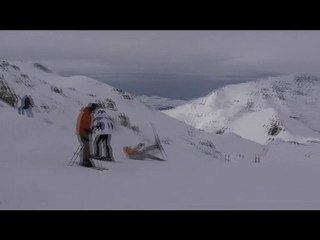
88, 158, 108, 171
76, 162, 108, 171
74, 159, 108, 171
150, 122, 168, 160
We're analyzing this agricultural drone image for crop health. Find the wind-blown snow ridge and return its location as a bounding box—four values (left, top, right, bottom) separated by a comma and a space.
164, 74, 320, 145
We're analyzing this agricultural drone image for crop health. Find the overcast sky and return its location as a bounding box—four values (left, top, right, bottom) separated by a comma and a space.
1, 31, 320, 80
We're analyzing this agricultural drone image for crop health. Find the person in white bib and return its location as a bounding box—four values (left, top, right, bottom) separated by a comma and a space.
91, 109, 114, 161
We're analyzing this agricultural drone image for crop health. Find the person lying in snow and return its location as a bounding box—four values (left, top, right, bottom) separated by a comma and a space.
123, 142, 165, 161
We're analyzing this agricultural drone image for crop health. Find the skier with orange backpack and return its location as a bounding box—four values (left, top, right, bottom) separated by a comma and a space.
76, 103, 97, 167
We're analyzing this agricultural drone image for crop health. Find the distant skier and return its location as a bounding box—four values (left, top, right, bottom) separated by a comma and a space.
18, 95, 34, 118
76, 103, 97, 167
91, 109, 115, 161
123, 142, 165, 161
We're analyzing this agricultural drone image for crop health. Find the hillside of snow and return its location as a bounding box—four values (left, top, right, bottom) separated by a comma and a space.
2, 60, 320, 209
164, 75, 320, 145
137, 95, 186, 110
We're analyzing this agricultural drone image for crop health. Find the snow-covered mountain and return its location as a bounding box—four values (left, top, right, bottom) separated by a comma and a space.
2, 60, 320, 209
164, 75, 320, 145
137, 95, 186, 110
0, 60, 270, 209
0, 59, 257, 159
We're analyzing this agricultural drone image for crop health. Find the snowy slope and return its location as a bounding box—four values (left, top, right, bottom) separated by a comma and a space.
2, 60, 320, 209
164, 75, 320, 145
137, 95, 186, 110
1, 60, 260, 159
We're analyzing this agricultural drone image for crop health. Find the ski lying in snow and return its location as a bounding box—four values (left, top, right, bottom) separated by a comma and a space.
150, 122, 168, 160
74, 162, 108, 171
128, 155, 166, 161
89, 156, 115, 162
88, 166, 108, 171
150, 157, 166, 161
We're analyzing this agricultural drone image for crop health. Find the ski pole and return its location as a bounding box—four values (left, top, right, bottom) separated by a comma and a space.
70, 144, 83, 166
68, 144, 83, 166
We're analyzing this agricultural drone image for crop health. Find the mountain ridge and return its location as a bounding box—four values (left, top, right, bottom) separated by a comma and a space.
164, 74, 320, 145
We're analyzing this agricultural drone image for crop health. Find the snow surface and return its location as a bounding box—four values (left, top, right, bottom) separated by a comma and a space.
1, 60, 320, 209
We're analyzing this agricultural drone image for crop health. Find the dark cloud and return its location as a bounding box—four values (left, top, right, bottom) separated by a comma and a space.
1, 31, 320, 80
